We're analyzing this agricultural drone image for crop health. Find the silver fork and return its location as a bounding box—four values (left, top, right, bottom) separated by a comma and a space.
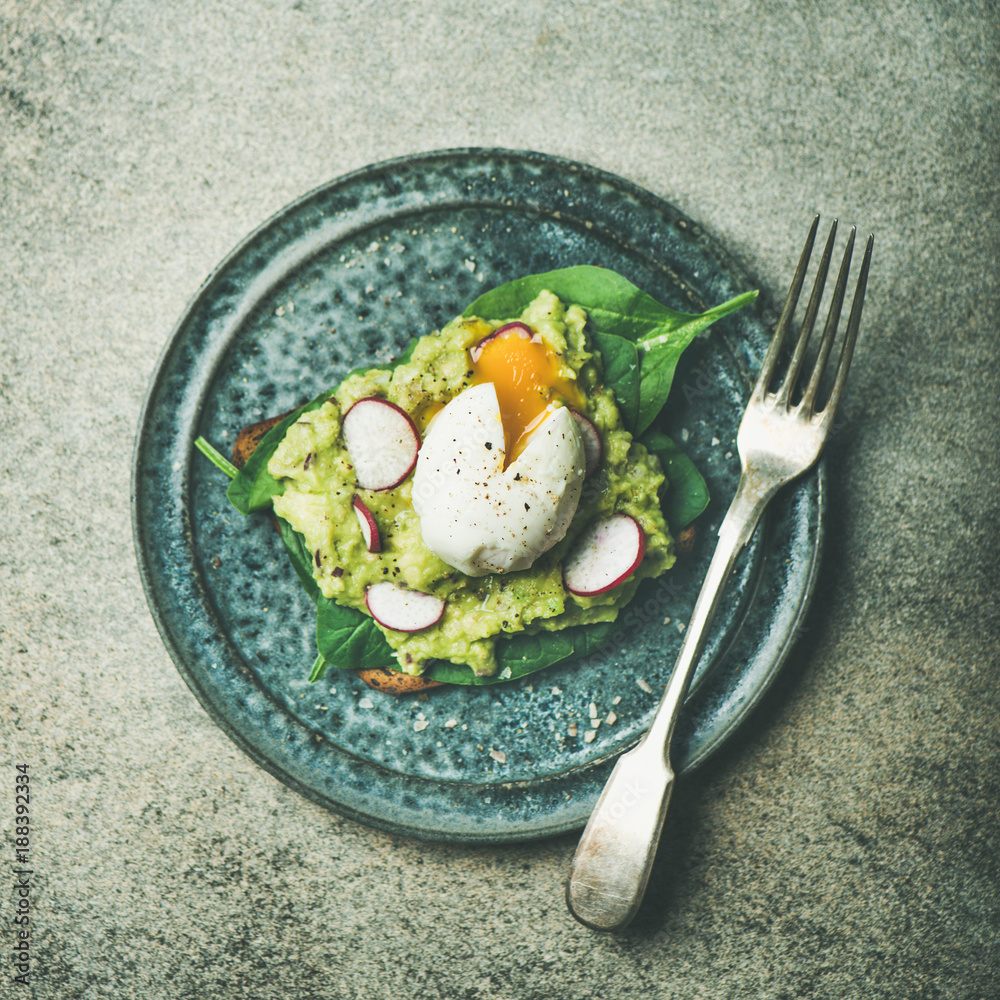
565, 215, 873, 932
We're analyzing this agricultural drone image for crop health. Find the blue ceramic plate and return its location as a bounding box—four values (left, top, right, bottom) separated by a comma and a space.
132, 149, 822, 843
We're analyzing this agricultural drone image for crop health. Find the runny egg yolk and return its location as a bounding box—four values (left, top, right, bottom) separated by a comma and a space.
471, 326, 585, 462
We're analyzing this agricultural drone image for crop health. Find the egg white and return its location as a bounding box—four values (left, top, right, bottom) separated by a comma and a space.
411, 382, 585, 576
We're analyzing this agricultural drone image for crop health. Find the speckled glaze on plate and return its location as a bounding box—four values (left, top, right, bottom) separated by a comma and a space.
132, 149, 822, 843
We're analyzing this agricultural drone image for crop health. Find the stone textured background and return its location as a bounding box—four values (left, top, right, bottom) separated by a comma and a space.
2, 1, 997, 997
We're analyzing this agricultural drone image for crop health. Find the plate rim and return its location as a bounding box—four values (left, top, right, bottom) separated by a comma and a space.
131, 146, 823, 843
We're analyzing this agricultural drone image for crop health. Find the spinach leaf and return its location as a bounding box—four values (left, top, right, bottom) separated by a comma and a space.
315, 597, 396, 671
278, 516, 397, 671
639, 430, 710, 532
464, 265, 756, 434
632, 292, 756, 434
463, 265, 663, 339
590, 331, 640, 431
227, 390, 332, 514
276, 517, 323, 605
308, 653, 328, 683
424, 619, 621, 686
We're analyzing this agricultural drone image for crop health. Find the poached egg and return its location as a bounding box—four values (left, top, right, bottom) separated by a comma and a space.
411, 326, 587, 576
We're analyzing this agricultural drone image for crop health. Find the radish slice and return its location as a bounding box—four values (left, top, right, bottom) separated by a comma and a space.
352, 496, 381, 552
563, 514, 646, 596
342, 398, 420, 491
570, 410, 603, 478
469, 321, 534, 362
365, 582, 445, 632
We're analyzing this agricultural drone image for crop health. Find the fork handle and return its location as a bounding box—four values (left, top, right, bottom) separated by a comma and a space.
565, 469, 777, 931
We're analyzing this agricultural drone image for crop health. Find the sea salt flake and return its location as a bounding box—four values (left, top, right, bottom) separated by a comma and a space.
413, 720, 429, 732
444, 718, 458, 728
358, 697, 374, 709
584, 730, 597, 743
489, 748, 506, 763
606, 711, 618, 725
636, 677, 653, 694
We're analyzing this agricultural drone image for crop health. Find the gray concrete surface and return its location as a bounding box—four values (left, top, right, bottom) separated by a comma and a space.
2, 1, 998, 997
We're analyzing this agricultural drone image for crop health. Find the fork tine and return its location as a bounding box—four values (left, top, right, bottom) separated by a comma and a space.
801, 226, 856, 411
753, 214, 820, 399
822, 231, 873, 419
774, 219, 838, 408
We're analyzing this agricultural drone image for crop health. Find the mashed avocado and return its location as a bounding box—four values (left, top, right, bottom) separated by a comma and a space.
267, 291, 674, 677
